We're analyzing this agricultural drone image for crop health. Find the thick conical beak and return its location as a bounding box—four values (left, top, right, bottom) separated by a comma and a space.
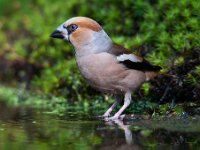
50, 30, 64, 39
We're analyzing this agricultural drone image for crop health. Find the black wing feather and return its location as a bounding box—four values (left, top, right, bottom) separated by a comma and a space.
119, 59, 161, 72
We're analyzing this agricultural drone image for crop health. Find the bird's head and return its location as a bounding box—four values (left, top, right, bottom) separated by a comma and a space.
51, 17, 112, 55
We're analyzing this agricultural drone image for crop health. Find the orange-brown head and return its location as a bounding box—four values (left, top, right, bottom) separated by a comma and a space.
51, 17, 109, 51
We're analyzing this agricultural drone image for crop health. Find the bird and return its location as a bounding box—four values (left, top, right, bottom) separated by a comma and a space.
50, 16, 161, 121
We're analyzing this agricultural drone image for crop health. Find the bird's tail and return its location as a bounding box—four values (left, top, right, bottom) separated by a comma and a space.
145, 71, 160, 81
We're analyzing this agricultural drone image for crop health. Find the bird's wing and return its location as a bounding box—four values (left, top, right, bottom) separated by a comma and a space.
108, 43, 133, 56
108, 43, 161, 72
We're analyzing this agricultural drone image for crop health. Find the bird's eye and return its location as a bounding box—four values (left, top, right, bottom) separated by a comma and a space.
65, 24, 78, 34
70, 24, 78, 30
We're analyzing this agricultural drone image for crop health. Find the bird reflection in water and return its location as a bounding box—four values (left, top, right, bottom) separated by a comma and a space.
105, 119, 133, 145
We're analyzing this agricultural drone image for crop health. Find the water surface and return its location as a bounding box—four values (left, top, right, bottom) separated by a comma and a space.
0, 101, 200, 150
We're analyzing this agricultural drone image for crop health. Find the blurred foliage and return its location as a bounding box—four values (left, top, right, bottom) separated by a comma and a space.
0, 0, 200, 106
0, 85, 158, 116
2, 85, 200, 118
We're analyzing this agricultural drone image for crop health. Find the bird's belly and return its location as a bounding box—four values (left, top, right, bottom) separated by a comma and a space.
76, 53, 146, 93
79, 65, 123, 93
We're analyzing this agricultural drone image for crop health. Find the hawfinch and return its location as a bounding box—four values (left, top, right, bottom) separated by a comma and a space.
51, 17, 161, 121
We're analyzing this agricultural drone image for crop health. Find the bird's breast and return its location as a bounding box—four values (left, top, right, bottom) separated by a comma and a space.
76, 53, 122, 91
75, 52, 146, 93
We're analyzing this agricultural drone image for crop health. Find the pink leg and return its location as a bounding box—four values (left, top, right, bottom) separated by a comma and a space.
103, 101, 118, 117
108, 92, 132, 121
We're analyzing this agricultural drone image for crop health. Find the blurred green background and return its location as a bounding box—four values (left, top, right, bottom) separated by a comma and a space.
0, 0, 200, 114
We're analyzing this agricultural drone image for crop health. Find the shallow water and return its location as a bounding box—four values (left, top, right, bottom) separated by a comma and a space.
0, 101, 200, 150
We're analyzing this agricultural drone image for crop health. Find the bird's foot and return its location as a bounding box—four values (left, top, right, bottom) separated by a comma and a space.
95, 113, 111, 119
104, 114, 125, 121
102, 112, 111, 118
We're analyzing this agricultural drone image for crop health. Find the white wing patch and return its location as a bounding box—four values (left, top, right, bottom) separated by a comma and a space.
116, 54, 142, 62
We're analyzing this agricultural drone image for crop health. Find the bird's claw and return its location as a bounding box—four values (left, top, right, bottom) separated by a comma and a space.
104, 114, 125, 121
102, 113, 111, 118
